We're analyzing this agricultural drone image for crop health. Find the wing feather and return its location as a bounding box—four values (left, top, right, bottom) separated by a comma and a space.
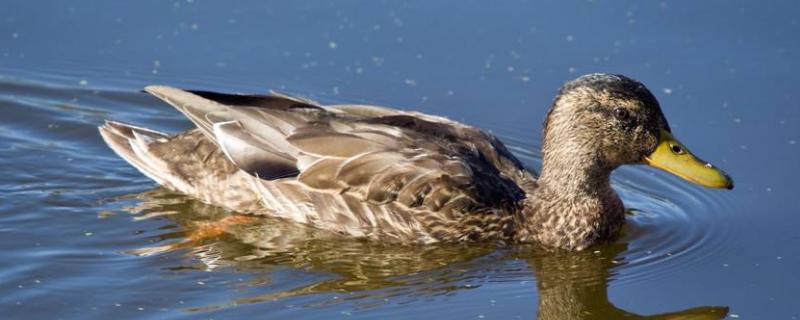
286, 130, 389, 157
143, 86, 531, 228
335, 151, 406, 186
297, 157, 346, 189
213, 121, 299, 180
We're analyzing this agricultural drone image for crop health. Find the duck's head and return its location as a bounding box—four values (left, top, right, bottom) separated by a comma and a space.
540, 73, 733, 190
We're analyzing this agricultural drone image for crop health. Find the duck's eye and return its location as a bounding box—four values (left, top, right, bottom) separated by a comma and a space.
613, 108, 630, 120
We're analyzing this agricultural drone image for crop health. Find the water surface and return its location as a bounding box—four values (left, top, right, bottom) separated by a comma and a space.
1, 1, 799, 319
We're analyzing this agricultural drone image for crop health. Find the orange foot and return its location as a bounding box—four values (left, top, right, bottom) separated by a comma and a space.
131, 214, 258, 256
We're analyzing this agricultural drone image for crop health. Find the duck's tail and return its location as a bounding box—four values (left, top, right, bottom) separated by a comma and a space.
98, 121, 193, 193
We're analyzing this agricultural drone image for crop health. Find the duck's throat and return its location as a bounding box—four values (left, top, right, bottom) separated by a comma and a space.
518, 160, 625, 250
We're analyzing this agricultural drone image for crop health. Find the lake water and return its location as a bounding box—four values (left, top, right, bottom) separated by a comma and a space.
1, 1, 799, 319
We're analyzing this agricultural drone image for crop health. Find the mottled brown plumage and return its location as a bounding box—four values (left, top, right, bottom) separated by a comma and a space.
99, 73, 728, 250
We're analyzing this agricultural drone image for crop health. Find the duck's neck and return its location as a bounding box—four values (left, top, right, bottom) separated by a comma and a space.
517, 146, 625, 250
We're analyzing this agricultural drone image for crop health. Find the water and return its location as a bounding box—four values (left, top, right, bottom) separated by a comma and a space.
1, 0, 798, 319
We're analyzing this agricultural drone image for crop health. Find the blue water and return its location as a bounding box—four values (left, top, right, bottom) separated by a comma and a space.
1, 1, 799, 319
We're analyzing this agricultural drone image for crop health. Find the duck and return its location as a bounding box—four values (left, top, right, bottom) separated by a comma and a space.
99, 73, 733, 251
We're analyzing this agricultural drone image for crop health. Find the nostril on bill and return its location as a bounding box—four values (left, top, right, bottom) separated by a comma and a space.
669, 144, 684, 154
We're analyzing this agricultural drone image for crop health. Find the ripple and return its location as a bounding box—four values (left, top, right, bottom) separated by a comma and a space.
610, 165, 737, 285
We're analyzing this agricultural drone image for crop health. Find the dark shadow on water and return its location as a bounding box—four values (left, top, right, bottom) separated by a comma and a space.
121, 188, 728, 319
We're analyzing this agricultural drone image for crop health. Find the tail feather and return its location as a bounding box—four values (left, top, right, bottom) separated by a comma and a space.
98, 121, 192, 193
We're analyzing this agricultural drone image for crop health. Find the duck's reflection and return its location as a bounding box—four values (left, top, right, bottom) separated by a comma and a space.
123, 189, 728, 319
522, 244, 727, 319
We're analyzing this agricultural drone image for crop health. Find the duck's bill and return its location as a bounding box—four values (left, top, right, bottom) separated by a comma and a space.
643, 130, 734, 190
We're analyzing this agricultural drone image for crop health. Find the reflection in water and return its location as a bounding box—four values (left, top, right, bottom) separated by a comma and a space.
523, 245, 727, 319
123, 188, 727, 319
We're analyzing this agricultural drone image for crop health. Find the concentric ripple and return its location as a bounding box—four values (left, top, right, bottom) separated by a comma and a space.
611, 165, 738, 285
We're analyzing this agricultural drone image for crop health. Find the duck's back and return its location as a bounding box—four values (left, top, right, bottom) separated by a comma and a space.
99, 87, 536, 243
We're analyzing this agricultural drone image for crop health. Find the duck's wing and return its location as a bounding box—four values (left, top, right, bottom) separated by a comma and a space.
144, 86, 326, 180
144, 86, 531, 217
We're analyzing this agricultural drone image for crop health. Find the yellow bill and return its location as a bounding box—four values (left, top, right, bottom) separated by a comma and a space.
643, 130, 734, 189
